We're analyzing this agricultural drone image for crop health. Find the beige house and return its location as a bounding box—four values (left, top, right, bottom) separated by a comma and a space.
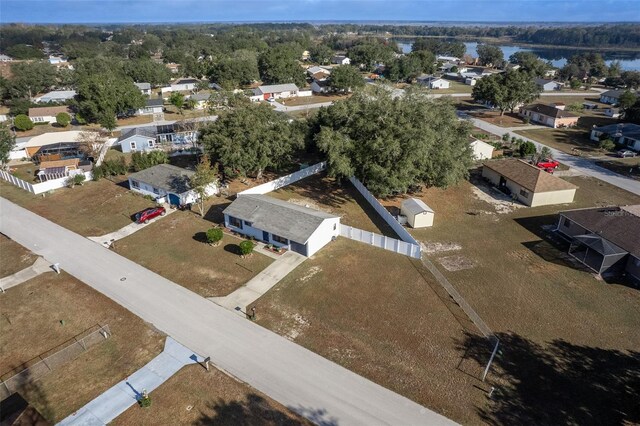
482, 159, 577, 207
401, 198, 434, 228
519, 103, 580, 128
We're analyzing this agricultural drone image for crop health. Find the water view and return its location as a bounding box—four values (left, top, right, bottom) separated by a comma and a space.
396, 40, 640, 70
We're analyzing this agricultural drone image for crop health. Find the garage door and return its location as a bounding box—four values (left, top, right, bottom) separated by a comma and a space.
290, 241, 307, 256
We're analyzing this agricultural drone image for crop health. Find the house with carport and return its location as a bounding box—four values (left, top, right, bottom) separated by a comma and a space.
128, 164, 217, 206
223, 194, 341, 257
556, 205, 640, 283
482, 159, 577, 207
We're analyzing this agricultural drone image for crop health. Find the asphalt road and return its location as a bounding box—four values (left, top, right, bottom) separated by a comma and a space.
0, 198, 455, 426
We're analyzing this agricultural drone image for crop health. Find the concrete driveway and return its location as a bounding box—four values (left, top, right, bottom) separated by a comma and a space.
0, 197, 455, 426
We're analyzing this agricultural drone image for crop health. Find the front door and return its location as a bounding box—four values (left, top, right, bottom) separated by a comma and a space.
168, 193, 180, 206
262, 231, 269, 242
499, 176, 507, 187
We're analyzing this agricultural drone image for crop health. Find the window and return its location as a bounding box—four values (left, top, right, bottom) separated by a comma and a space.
153, 187, 160, 195
244, 220, 253, 227
228, 216, 243, 229
130, 180, 139, 189
148, 140, 154, 147
272, 234, 288, 245
333, 223, 337, 230
130, 141, 137, 150
519, 189, 529, 198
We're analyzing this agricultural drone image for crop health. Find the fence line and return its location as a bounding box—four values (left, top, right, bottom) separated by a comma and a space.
348, 176, 421, 247
239, 162, 326, 195
340, 225, 421, 259
0, 324, 111, 400
0, 170, 93, 195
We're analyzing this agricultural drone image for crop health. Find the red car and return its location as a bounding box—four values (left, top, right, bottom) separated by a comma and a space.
134, 207, 166, 224
536, 159, 560, 169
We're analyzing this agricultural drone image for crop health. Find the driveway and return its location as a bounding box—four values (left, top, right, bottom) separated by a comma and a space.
0, 197, 454, 426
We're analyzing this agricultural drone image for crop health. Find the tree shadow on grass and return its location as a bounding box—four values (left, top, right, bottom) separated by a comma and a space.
224, 243, 242, 256
194, 393, 319, 426
193, 232, 208, 244
458, 331, 640, 425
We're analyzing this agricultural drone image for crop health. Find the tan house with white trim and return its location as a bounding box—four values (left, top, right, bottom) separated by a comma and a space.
482, 159, 577, 207
519, 103, 580, 128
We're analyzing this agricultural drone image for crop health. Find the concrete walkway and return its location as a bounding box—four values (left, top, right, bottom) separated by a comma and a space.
58, 337, 199, 426
1, 198, 454, 425
210, 251, 306, 314
88, 205, 175, 248
0, 257, 52, 292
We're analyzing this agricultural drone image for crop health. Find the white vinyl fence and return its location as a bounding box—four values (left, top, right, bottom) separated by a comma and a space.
348, 176, 421, 248
0, 170, 93, 195
340, 225, 422, 259
239, 162, 326, 195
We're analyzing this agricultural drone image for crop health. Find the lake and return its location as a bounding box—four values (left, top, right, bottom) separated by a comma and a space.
396, 40, 640, 71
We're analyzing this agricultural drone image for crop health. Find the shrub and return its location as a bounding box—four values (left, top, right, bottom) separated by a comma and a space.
519, 141, 537, 157
92, 166, 104, 181
131, 151, 168, 172
502, 133, 510, 142
566, 103, 584, 112
569, 79, 582, 90
138, 395, 151, 408
206, 228, 223, 245
67, 173, 86, 188
239, 240, 254, 257
599, 138, 616, 152
14, 114, 34, 131
56, 112, 71, 127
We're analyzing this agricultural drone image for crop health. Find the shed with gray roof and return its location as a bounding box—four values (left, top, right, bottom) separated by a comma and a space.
223, 194, 341, 256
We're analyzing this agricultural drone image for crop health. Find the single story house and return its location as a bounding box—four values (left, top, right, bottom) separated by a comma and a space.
33, 90, 76, 103
332, 55, 350, 65
166, 63, 180, 74
136, 98, 164, 116
401, 198, 434, 228
134, 82, 152, 96
37, 158, 80, 181
590, 123, 640, 152
470, 139, 495, 160
556, 205, 640, 282
128, 164, 217, 206
307, 66, 331, 77
439, 63, 467, 73
119, 123, 199, 153
12, 130, 90, 162
482, 159, 577, 207
189, 92, 210, 110
519, 103, 580, 128
118, 127, 159, 153
600, 90, 625, 105
464, 77, 478, 86
0, 54, 13, 62
311, 79, 330, 94
161, 78, 199, 94
534, 78, 563, 91
48, 55, 68, 65
417, 76, 450, 90
436, 55, 459, 62
223, 194, 341, 257
253, 83, 301, 100
604, 107, 621, 118
28, 106, 73, 124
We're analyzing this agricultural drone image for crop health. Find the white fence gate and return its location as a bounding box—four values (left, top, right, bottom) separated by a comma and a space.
0, 170, 93, 195
340, 225, 421, 259
239, 162, 326, 195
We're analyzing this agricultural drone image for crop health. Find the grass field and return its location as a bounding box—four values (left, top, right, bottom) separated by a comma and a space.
0, 234, 38, 277
0, 271, 165, 423
515, 127, 603, 156
270, 173, 398, 236
0, 176, 154, 236
386, 172, 640, 424
470, 111, 530, 128
279, 94, 348, 107
252, 238, 487, 424
113, 210, 273, 297
595, 156, 640, 180
112, 365, 312, 425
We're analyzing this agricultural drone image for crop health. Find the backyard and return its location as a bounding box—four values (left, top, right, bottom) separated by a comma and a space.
252, 238, 487, 424
0, 271, 165, 423
112, 365, 311, 425
113, 210, 274, 297
0, 176, 154, 236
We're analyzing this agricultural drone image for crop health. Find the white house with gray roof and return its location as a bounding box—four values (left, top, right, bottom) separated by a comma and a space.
33, 90, 77, 103
134, 82, 152, 95
223, 194, 341, 256
128, 164, 217, 206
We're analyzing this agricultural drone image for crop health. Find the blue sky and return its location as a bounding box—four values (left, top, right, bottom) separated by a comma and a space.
1, 0, 639, 24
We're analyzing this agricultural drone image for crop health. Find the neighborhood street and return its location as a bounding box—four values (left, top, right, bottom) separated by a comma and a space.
0, 197, 455, 426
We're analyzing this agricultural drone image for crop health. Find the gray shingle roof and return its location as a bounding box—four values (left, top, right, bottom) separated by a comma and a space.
601, 89, 624, 98
129, 164, 194, 194
119, 126, 157, 141
521, 103, 579, 119
593, 123, 640, 140
223, 194, 339, 244
255, 84, 299, 95
135, 82, 151, 90
146, 98, 164, 107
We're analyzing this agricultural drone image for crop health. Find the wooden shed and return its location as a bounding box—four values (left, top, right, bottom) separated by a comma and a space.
401, 198, 434, 228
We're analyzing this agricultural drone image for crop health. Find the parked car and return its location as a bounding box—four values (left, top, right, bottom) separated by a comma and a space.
134, 207, 166, 224
536, 159, 560, 169
617, 149, 638, 158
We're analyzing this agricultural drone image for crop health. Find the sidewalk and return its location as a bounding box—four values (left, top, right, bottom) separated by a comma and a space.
88, 205, 175, 247
0, 257, 52, 291
58, 337, 200, 426
210, 251, 306, 314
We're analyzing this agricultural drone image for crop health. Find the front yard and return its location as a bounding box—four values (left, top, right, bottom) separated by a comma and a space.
595, 156, 640, 180
0, 234, 38, 277
113, 210, 274, 297
515, 127, 603, 157
0, 271, 165, 423
0, 175, 154, 236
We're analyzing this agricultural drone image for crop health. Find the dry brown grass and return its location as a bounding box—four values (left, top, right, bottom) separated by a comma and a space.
0, 272, 165, 423
113, 211, 273, 297
515, 127, 603, 156
112, 365, 312, 426
595, 157, 640, 180
0, 176, 154, 236
115, 115, 153, 127
0, 234, 38, 277
471, 111, 530, 128
253, 238, 487, 424
279, 94, 349, 107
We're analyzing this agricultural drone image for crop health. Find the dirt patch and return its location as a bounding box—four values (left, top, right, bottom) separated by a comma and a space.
471, 183, 525, 214
286, 197, 334, 214
422, 241, 462, 255
437, 254, 477, 271
299, 266, 322, 282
